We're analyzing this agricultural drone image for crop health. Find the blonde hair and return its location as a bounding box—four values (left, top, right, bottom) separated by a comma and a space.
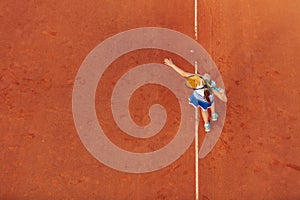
187, 75, 205, 89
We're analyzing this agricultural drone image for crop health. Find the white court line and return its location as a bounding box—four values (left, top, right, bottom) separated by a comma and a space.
194, 62, 199, 200
194, 0, 198, 41
194, 1, 199, 200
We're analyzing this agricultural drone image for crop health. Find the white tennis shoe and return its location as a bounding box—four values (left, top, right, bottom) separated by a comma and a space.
204, 123, 210, 132
211, 112, 219, 122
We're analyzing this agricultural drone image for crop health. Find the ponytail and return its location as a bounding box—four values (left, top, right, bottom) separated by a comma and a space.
204, 88, 211, 103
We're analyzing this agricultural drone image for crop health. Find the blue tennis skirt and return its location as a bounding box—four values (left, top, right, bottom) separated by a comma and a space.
189, 93, 213, 110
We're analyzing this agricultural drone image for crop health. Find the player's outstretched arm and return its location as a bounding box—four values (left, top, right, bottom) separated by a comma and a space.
212, 88, 227, 102
164, 58, 193, 78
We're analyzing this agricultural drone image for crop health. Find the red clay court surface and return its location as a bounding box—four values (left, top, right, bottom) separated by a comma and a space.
1, 0, 300, 199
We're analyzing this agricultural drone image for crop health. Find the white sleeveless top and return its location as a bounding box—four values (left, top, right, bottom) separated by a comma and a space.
193, 80, 216, 103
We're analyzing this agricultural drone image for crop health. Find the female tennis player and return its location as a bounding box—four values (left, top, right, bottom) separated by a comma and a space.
164, 58, 227, 132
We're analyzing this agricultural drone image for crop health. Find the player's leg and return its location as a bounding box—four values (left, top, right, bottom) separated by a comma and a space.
201, 108, 209, 124
190, 94, 211, 132
201, 108, 210, 132
210, 101, 218, 122
210, 102, 215, 114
